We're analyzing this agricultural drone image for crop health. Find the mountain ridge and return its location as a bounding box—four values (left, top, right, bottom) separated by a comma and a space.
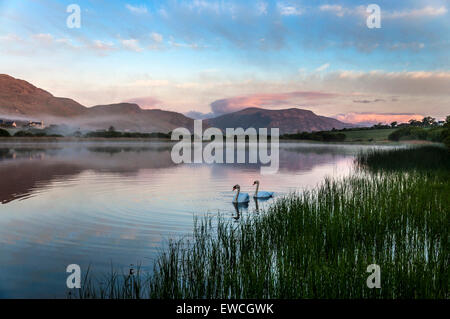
206, 107, 352, 134
1, 74, 352, 134
0, 74, 86, 117
0, 74, 194, 133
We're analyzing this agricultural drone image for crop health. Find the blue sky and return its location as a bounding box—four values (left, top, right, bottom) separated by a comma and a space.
0, 0, 449, 123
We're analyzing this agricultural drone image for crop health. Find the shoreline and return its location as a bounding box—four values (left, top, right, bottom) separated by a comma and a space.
0, 137, 438, 146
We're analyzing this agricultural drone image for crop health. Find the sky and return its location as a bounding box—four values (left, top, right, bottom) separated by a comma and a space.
0, 0, 449, 124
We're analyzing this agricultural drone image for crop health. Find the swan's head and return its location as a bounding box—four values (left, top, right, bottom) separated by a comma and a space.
253, 180, 260, 185
232, 184, 240, 191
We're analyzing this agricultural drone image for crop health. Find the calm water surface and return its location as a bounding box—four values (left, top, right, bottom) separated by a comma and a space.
0, 142, 393, 298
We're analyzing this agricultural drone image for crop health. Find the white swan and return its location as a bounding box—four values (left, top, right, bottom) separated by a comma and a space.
232, 184, 250, 204
253, 180, 274, 199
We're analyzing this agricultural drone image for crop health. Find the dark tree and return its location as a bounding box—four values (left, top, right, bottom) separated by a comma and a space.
421, 116, 436, 127
0, 128, 11, 137
409, 119, 421, 126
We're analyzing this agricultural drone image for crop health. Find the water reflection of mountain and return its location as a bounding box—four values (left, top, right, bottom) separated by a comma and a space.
208, 143, 360, 174
0, 161, 83, 204
0, 145, 175, 204
279, 145, 357, 171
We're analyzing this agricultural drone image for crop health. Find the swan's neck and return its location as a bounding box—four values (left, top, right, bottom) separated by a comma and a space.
254, 183, 259, 197
234, 188, 240, 202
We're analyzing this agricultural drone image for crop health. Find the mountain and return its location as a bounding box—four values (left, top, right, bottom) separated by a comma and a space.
0, 74, 194, 133
0, 74, 85, 117
1, 74, 352, 134
206, 107, 352, 134
84, 103, 195, 132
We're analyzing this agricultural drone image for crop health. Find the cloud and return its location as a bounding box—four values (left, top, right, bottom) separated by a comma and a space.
385, 6, 447, 19
31, 33, 77, 49
90, 40, 116, 53
33, 33, 54, 43
316, 63, 330, 72
137, 2, 447, 53
319, 5, 351, 17
318, 4, 447, 19
150, 32, 163, 43
353, 99, 386, 104
329, 71, 450, 96
158, 8, 168, 18
277, 2, 302, 16
335, 112, 424, 125
257, 2, 268, 15
386, 42, 425, 51
55, 38, 75, 46
148, 32, 164, 50
210, 91, 338, 116
0, 33, 22, 42
125, 4, 148, 15
130, 79, 170, 87
168, 37, 202, 49
121, 39, 143, 52
319, 4, 365, 17
185, 0, 230, 14
301, 4, 448, 53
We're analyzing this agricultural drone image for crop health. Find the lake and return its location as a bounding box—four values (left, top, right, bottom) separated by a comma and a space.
0, 142, 391, 298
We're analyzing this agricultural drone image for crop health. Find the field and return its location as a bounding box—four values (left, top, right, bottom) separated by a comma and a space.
341, 128, 398, 142
76, 145, 450, 299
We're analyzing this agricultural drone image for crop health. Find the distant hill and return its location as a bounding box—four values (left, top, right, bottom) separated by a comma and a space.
206, 107, 352, 134
84, 103, 195, 132
0, 74, 194, 133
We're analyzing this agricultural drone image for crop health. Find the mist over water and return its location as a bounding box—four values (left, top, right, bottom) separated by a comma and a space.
0, 142, 393, 298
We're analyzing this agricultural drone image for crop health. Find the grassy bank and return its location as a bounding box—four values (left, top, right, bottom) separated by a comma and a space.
77, 146, 449, 299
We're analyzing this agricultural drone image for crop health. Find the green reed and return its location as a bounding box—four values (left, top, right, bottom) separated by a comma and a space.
71, 264, 151, 299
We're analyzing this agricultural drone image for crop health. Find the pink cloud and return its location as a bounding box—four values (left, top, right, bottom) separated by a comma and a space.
210, 91, 338, 115
336, 112, 424, 125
